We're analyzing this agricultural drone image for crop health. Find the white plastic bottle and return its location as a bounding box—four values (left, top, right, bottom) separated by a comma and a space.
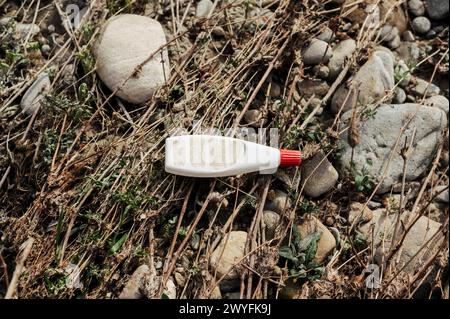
165, 135, 301, 177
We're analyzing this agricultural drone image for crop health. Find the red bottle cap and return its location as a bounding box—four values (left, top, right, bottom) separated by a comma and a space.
279, 149, 302, 167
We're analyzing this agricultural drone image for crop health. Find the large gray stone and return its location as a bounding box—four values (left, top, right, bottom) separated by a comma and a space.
338, 104, 447, 194
359, 209, 443, 273
331, 51, 394, 113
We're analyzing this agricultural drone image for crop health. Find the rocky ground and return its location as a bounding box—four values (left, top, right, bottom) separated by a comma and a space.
0, 0, 448, 299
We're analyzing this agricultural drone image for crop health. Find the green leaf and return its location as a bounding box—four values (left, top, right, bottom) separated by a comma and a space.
290, 268, 306, 278
298, 232, 320, 252
109, 233, 128, 254
304, 232, 321, 263
355, 175, 363, 187
278, 246, 297, 262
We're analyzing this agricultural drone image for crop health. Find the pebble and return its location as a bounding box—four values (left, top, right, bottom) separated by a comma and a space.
338, 104, 447, 193
330, 84, 357, 114
119, 264, 176, 299
379, 25, 398, 42
20, 73, 52, 115
41, 44, 51, 54
425, 29, 437, 39
411, 78, 441, 97
94, 14, 170, 104
296, 79, 329, 98
47, 24, 56, 33
0, 17, 40, 39
328, 227, 340, 247
210, 231, 247, 280
301, 151, 339, 198
406, 94, 416, 102
342, 22, 352, 32
412, 16, 431, 34
393, 87, 407, 104
392, 181, 421, 198
119, 264, 149, 299
196, 0, 214, 17
263, 210, 280, 240
155, 260, 163, 269
402, 30, 415, 42
368, 201, 383, 209
327, 39, 356, 79
248, 8, 273, 29
313, 65, 330, 79
424, 95, 449, 114
348, 202, 373, 224
212, 26, 226, 37
269, 82, 281, 98
408, 0, 426, 16
388, 35, 401, 49
302, 39, 333, 65
265, 190, 292, 214
396, 42, 421, 65
297, 215, 336, 264
425, 0, 449, 20
244, 109, 266, 127
174, 272, 186, 287
317, 27, 335, 43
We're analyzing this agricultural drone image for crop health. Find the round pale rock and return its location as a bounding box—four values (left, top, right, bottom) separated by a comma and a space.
412, 16, 431, 34
95, 14, 170, 104
210, 231, 247, 280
